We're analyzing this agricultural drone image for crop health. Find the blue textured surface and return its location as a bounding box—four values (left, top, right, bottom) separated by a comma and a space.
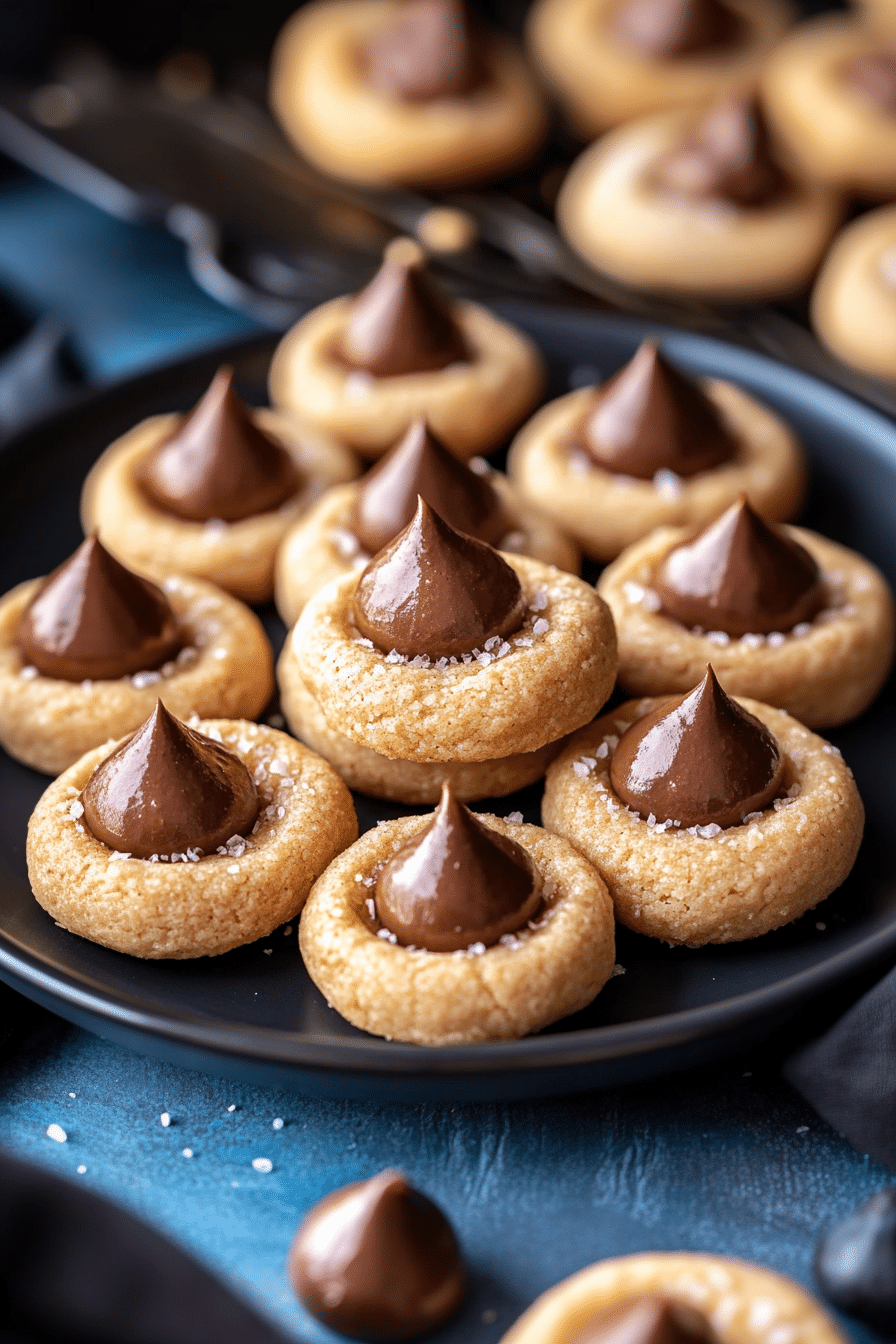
0, 170, 891, 1344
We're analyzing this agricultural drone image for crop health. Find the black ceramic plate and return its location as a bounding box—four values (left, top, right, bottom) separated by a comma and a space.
2, 308, 896, 1102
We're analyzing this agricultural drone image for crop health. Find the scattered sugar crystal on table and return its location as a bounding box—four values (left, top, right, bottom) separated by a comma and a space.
46, 1123, 67, 1143
182, 1148, 193, 1158
160, 1112, 171, 1127
252, 1158, 273, 1173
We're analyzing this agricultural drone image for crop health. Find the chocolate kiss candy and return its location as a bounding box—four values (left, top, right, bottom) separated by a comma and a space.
376, 782, 542, 951
17, 534, 182, 682
340, 241, 468, 378
569, 1296, 718, 1344
847, 50, 896, 114
364, 0, 484, 102
581, 340, 736, 479
612, 0, 742, 58
656, 496, 826, 636
352, 496, 526, 659
610, 666, 784, 829
350, 417, 509, 554
654, 95, 787, 207
289, 1169, 466, 1341
814, 1189, 896, 1337
81, 701, 259, 860
138, 366, 301, 523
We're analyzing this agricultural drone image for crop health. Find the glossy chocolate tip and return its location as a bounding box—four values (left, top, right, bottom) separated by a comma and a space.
16, 533, 182, 682
340, 241, 469, 378
137, 366, 301, 523
612, 0, 743, 59
569, 1295, 719, 1344
364, 0, 485, 102
654, 95, 788, 208
846, 49, 896, 113
289, 1168, 466, 1341
609, 666, 784, 830
352, 496, 526, 659
580, 339, 736, 479
81, 701, 259, 860
350, 417, 509, 555
657, 495, 826, 636
375, 782, 542, 951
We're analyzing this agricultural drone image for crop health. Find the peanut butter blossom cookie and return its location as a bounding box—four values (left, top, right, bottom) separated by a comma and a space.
26, 703, 357, 958
507, 340, 806, 561
526, 0, 790, 136
275, 416, 578, 626
289, 1169, 466, 1340
598, 497, 895, 727
500, 1252, 850, 1344
812, 204, 896, 382
542, 667, 864, 946
81, 365, 358, 603
557, 95, 842, 301
300, 783, 616, 1044
278, 497, 616, 801
268, 240, 545, 460
0, 535, 274, 774
270, 0, 547, 187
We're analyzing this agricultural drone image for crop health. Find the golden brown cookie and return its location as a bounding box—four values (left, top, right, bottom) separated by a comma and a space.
811, 204, 896, 380
268, 296, 544, 461
598, 523, 895, 727
299, 814, 615, 1044
274, 471, 580, 628
762, 15, 896, 197
81, 408, 358, 604
26, 719, 357, 959
0, 575, 274, 776
269, 0, 547, 187
277, 642, 566, 802
500, 1253, 849, 1344
527, 0, 791, 137
507, 381, 806, 562
542, 698, 864, 945
557, 108, 841, 300
291, 554, 617, 763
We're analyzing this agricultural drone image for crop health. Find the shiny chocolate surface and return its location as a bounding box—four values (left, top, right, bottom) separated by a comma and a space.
846, 50, 896, 113
81, 702, 259, 860
612, 0, 742, 58
289, 1169, 466, 1340
364, 0, 484, 102
609, 667, 784, 829
656, 497, 826, 636
352, 497, 525, 659
569, 1295, 718, 1344
16, 534, 182, 682
350, 418, 509, 555
580, 340, 736, 479
340, 243, 468, 378
654, 96, 787, 207
375, 783, 542, 951
138, 366, 300, 523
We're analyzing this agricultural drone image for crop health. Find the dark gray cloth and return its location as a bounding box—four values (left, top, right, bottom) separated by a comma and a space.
784, 963, 896, 1171
0, 1152, 290, 1344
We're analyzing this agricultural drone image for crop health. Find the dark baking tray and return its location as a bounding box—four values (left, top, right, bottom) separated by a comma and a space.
2, 305, 896, 1102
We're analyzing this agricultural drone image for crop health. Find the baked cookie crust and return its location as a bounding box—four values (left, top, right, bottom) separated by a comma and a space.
292, 555, 617, 762
277, 644, 565, 802
557, 109, 841, 300
812, 204, 896, 381
26, 720, 357, 959
506, 382, 806, 562
526, 0, 790, 137
0, 575, 274, 776
542, 698, 864, 946
598, 524, 895, 727
274, 473, 580, 628
763, 16, 896, 198
80, 408, 358, 604
500, 1252, 849, 1344
270, 0, 547, 187
267, 296, 545, 460
299, 814, 615, 1044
